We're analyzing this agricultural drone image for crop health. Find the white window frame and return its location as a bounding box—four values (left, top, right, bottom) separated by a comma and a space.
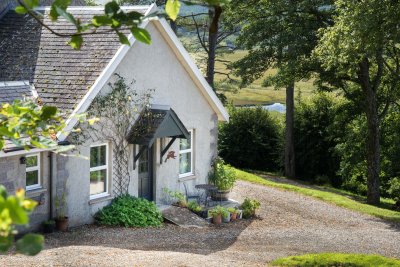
89, 143, 109, 200
179, 129, 194, 178
26, 153, 41, 191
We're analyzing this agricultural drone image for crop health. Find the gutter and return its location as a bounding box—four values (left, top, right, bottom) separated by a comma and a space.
2, 141, 71, 154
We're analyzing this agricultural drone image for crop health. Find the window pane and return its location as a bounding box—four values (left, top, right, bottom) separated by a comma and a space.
179, 152, 191, 174
26, 156, 38, 168
90, 145, 106, 168
180, 136, 191, 150
26, 171, 39, 186
90, 169, 107, 195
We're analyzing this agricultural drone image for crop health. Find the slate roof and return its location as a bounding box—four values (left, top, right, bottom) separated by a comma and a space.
0, 81, 36, 103
0, 6, 150, 114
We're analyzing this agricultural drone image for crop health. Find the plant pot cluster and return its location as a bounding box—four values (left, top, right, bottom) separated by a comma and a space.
42, 217, 69, 233
208, 206, 243, 225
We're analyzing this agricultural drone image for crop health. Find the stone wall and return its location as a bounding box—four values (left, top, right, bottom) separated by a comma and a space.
0, 152, 51, 232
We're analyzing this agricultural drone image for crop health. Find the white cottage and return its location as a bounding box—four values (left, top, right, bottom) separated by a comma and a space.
0, 4, 228, 229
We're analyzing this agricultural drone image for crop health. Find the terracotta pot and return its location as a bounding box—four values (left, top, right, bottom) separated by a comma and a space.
211, 190, 230, 201
55, 217, 69, 232
212, 214, 222, 225
231, 213, 237, 221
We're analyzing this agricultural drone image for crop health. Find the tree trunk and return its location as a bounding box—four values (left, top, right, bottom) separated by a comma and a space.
206, 6, 222, 89
285, 81, 295, 179
359, 58, 381, 205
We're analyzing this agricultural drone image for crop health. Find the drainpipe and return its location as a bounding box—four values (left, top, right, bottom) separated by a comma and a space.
48, 152, 53, 220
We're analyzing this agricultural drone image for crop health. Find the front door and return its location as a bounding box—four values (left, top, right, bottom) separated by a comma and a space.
138, 145, 153, 200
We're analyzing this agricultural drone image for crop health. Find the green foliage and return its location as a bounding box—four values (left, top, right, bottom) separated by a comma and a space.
208, 205, 227, 217
16, 0, 229, 49
227, 207, 238, 214
162, 188, 187, 207
294, 93, 345, 186
240, 197, 260, 218
187, 201, 202, 213
227, 0, 332, 87
208, 158, 237, 191
219, 106, 283, 171
235, 168, 400, 222
335, 107, 400, 200
0, 186, 44, 255
387, 178, 400, 203
272, 253, 400, 267
0, 99, 64, 151
55, 191, 67, 219
15, 234, 44, 256
95, 195, 163, 227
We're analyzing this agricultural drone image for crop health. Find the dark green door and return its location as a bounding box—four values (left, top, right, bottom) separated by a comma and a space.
138, 145, 153, 201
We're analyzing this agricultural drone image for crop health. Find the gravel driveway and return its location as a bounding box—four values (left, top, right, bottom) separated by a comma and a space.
1, 180, 399, 267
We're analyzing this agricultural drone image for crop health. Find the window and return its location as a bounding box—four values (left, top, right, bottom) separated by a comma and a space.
26, 154, 41, 190
179, 130, 193, 177
90, 143, 109, 198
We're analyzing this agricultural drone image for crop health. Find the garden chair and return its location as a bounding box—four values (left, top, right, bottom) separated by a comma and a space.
183, 182, 201, 204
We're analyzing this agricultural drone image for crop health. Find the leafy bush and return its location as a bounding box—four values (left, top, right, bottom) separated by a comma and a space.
294, 93, 345, 186
208, 158, 237, 191
219, 106, 283, 171
336, 107, 400, 200
387, 178, 400, 205
187, 201, 202, 213
94, 195, 163, 227
241, 198, 261, 218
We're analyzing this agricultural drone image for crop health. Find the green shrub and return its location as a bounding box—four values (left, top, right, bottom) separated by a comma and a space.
187, 201, 202, 213
387, 178, 400, 203
208, 158, 237, 191
241, 198, 261, 218
294, 93, 345, 186
219, 106, 283, 171
94, 195, 163, 227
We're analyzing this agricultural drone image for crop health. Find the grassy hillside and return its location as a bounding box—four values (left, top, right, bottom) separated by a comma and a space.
186, 50, 315, 105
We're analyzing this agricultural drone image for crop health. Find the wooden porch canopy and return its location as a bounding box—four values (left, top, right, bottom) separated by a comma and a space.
126, 108, 190, 165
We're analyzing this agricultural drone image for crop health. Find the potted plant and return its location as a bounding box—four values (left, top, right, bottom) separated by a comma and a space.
208, 158, 237, 201
188, 201, 202, 215
163, 188, 188, 208
209, 205, 225, 225
42, 219, 55, 233
55, 192, 69, 231
227, 207, 239, 221
222, 208, 230, 223
241, 198, 261, 219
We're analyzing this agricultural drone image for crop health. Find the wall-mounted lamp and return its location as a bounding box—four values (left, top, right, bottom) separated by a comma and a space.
20, 156, 26, 164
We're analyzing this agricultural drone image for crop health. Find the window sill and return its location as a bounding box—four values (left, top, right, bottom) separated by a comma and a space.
26, 187, 47, 197
178, 174, 196, 182
89, 194, 112, 205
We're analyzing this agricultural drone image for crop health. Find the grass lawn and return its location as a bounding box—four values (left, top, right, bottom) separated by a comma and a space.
271, 253, 400, 267
235, 168, 400, 222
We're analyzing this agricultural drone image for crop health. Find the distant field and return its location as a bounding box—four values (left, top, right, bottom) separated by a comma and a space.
189, 50, 316, 105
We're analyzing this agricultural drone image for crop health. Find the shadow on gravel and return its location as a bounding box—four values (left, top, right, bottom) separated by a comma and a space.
41, 219, 256, 255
